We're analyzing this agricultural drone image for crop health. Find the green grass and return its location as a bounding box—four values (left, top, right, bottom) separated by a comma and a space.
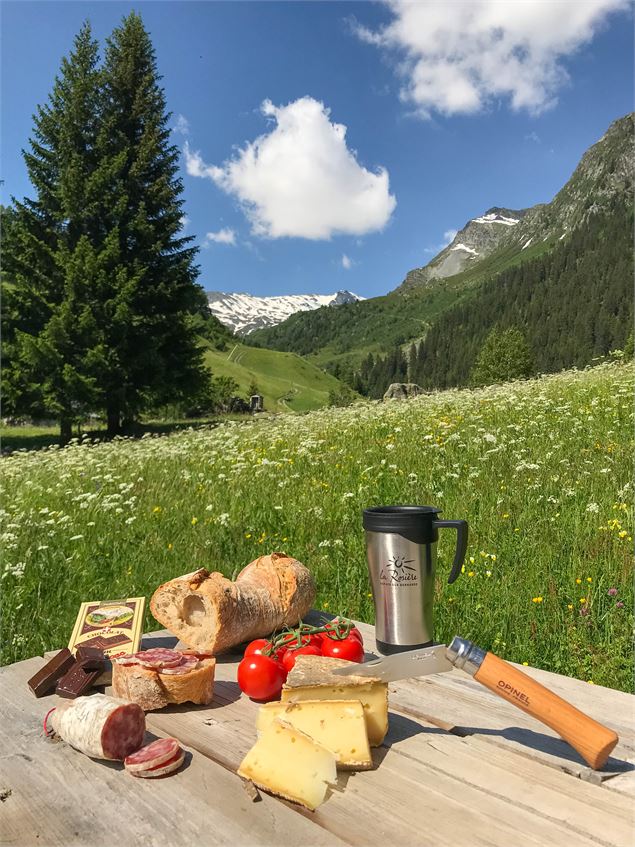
205, 342, 346, 411
2, 361, 632, 691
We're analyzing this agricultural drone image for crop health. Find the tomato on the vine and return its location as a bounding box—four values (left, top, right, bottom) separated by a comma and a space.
244, 638, 287, 662
320, 634, 364, 663
282, 644, 321, 672
278, 632, 321, 651
237, 655, 286, 701
320, 622, 364, 647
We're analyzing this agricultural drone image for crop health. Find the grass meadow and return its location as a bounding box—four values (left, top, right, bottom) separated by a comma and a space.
1, 361, 632, 690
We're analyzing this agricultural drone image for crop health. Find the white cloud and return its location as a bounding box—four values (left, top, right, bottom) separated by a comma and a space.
341, 254, 353, 270
179, 214, 190, 232
524, 131, 541, 144
184, 97, 396, 240
354, 1, 628, 117
173, 114, 190, 136
424, 228, 457, 255
203, 228, 236, 246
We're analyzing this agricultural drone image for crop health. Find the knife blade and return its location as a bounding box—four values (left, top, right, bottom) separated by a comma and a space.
330, 635, 619, 770
330, 644, 453, 682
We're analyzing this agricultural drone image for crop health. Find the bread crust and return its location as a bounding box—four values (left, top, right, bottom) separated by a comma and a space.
111, 658, 216, 711
149, 552, 316, 653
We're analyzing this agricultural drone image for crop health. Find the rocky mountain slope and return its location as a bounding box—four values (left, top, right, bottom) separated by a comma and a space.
400, 208, 528, 289
207, 290, 362, 335
401, 113, 633, 291
251, 112, 633, 372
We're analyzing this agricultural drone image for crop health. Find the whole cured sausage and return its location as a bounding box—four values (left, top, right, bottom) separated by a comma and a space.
51, 694, 145, 760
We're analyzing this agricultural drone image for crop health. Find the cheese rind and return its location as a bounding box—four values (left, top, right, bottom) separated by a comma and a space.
281, 655, 388, 746
237, 719, 337, 811
257, 700, 373, 770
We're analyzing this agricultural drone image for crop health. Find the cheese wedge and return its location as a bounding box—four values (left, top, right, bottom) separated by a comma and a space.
281, 655, 388, 746
257, 700, 373, 770
237, 718, 337, 811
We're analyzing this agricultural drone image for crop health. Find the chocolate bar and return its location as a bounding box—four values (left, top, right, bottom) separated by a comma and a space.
75, 645, 105, 670
56, 663, 100, 699
27, 648, 76, 698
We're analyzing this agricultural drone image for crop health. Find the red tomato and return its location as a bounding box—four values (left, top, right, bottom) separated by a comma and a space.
244, 639, 271, 657
282, 644, 321, 672
237, 655, 286, 701
320, 622, 364, 647
320, 635, 364, 663
244, 639, 287, 662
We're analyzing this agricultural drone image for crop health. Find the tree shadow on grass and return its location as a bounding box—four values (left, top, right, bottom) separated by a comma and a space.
1, 418, 224, 454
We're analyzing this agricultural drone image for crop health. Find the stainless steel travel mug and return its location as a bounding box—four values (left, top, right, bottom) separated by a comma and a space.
363, 506, 468, 654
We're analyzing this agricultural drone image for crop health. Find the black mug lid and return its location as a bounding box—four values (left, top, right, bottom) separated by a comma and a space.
363, 505, 441, 535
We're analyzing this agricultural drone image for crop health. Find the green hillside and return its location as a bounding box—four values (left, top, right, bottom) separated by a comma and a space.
248, 236, 555, 376
204, 342, 346, 412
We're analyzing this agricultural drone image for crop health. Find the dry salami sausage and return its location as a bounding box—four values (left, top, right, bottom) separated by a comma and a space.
124, 737, 181, 773
51, 694, 145, 760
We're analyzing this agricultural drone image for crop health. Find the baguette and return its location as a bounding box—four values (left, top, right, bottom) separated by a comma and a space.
149, 552, 316, 654
112, 658, 216, 711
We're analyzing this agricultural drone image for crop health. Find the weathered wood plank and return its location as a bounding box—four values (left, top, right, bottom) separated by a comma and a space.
353, 620, 634, 784
0, 657, 348, 847
139, 654, 634, 847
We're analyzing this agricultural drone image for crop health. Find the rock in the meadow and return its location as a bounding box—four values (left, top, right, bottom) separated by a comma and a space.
383, 383, 425, 401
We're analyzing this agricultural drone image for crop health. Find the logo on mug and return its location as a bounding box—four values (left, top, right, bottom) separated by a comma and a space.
380, 554, 418, 585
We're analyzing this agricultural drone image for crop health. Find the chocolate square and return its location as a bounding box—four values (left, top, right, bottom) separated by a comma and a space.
56, 663, 100, 699
75, 645, 105, 671
27, 648, 76, 698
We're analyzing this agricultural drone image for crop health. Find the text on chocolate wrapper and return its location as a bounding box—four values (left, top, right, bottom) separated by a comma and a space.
497, 680, 530, 705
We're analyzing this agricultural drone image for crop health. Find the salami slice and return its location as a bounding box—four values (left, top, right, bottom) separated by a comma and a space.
124, 737, 180, 773
114, 656, 141, 666
158, 658, 198, 675
178, 649, 215, 659
135, 648, 183, 669
127, 750, 185, 778
51, 694, 145, 760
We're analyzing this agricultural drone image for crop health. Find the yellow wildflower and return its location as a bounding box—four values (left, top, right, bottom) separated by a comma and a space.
153, 506, 161, 514
567, 604, 573, 610
579, 597, 586, 603
191, 517, 198, 526
532, 596, 543, 604
586, 577, 592, 583
576, 578, 582, 584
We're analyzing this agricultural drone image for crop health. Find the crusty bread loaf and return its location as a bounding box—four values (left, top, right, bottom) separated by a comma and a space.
111, 658, 216, 711
149, 552, 316, 654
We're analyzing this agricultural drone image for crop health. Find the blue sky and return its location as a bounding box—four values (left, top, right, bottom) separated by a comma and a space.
2, 1, 633, 298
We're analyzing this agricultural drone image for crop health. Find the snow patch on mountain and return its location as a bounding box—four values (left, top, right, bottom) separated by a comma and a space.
472, 212, 520, 226
207, 290, 363, 335
450, 243, 479, 255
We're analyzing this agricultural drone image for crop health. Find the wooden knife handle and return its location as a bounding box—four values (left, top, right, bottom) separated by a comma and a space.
474, 652, 618, 769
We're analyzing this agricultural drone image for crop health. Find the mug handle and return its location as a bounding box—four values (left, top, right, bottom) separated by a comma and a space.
433, 519, 469, 584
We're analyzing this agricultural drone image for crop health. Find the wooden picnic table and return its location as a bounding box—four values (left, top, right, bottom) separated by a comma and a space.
1, 616, 634, 847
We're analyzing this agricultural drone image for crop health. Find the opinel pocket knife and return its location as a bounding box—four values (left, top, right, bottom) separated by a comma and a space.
331, 636, 619, 770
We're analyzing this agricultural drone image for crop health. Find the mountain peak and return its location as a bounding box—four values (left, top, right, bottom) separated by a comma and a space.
207, 289, 363, 335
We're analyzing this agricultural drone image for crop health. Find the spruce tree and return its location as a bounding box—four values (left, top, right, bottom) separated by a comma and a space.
2, 23, 103, 441
96, 12, 207, 434
470, 327, 534, 387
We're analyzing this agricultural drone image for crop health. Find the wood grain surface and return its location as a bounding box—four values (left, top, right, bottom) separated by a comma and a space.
4, 616, 632, 847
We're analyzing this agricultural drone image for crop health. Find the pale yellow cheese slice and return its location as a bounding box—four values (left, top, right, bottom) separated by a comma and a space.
257, 699, 373, 770
237, 718, 337, 811
281, 655, 388, 746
